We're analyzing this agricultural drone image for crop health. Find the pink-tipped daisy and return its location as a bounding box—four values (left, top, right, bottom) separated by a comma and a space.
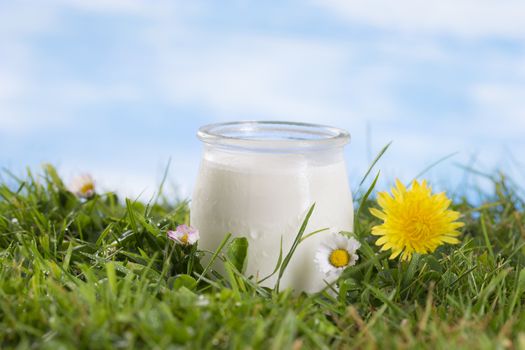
69, 174, 96, 198
168, 224, 200, 245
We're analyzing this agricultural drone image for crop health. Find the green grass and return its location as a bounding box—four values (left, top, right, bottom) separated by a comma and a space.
1, 164, 525, 349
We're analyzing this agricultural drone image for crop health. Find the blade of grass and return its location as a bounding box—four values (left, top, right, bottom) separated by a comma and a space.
275, 204, 316, 292
355, 171, 380, 236
411, 152, 459, 182
480, 213, 495, 259
258, 236, 284, 284
196, 233, 232, 284
358, 141, 391, 189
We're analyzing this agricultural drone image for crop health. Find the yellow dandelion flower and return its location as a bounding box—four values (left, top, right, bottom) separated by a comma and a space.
370, 179, 464, 261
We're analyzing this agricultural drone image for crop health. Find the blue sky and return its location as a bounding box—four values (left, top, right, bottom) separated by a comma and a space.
1, 0, 525, 200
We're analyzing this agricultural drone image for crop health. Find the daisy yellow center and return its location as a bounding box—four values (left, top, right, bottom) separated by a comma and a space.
180, 234, 189, 244
370, 179, 464, 261
80, 183, 94, 195
329, 249, 350, 268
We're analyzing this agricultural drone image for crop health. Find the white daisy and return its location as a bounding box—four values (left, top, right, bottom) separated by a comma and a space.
69, 174, 96, 199
167, 224, 200, 245
314, 233, 361, 278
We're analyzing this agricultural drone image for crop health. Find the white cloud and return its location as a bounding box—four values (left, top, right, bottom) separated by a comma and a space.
55, 0, 149, 14
52, 0, 203, 21
50, 81, 142, 104
313, 0, 525, 38
469, 82, 525, 136
0, 3, 58, 38
154, 36, 348, 122
0, 71, 24, 102
0, 3, 58, 133
0, 0, 199, 135
0, 80, 144, 134
149, 34, 403, 127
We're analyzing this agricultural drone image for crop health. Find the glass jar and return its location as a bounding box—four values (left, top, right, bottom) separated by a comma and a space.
191, 121, 353, 293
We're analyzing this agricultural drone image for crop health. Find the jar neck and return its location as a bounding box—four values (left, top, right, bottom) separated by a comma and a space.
202, 144, 346, 170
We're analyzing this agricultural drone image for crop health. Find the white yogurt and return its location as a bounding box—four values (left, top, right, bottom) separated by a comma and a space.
191, 144, 354, 293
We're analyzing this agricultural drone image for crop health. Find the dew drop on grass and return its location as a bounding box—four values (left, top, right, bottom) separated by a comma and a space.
196, 295, 210, 307
249, 230, 261, 240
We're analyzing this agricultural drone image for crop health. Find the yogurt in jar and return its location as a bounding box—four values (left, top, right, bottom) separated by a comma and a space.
191, 122, 353, 293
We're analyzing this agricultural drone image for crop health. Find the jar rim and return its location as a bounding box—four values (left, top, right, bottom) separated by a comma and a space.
197, 121, 350, 152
